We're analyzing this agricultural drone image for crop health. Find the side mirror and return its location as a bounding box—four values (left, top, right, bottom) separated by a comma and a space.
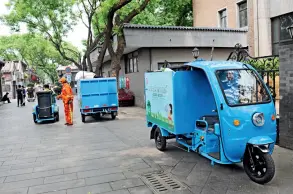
214, 123, 220, 136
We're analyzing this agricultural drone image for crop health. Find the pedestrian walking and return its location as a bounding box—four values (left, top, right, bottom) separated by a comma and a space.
1, 93, 11, 103
22, 86, 26, 106
57, 77, 74, 126
16, 85, 23, 107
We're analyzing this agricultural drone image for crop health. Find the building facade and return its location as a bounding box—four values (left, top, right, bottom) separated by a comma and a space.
91, 24, 247, 107
0, 60, 5, 99
1, 61, 27, 99
193, 0, 293, 57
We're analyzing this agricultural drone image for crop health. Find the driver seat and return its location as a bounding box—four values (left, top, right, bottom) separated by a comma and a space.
200, 115, 219, 132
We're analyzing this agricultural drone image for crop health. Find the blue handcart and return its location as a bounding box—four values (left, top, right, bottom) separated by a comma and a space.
78, 77, 119, 123
32, 91, 59, 123
145, 60, 277, 184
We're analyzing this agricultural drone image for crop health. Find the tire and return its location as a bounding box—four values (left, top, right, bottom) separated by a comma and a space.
111, 112, 116, 120
93, 113, 101, 120
33, 114, 37, 124
81, 114, 86, 123
55, 113, 59, 122
131, 96, 135, 106
154, 127, 167, 151
243, 147, 275, 184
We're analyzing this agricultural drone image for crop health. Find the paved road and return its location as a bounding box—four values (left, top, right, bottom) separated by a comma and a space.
0, 99, 293, 194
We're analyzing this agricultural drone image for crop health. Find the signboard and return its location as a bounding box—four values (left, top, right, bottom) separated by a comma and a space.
65, 66, 71, 74
66, 74, 72, 83
145, 71, 174, 131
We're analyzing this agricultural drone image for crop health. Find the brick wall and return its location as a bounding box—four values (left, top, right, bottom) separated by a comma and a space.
279, 42, 293, 150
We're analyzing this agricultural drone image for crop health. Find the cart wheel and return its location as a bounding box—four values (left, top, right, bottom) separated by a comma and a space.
154, 127, 167, 151
111, 112, 116, 120
55, 113, 59, 122
81, 114, 86, 123
243, 148, 275, 184
131, 96, 135, 106
92, 113, 101, 120
33, 114, 37, 124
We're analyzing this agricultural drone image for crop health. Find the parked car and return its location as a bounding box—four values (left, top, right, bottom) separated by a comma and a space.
118, 88, 134, 106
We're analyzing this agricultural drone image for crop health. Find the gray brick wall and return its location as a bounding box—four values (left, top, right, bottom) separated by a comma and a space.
279, 42, 293, 149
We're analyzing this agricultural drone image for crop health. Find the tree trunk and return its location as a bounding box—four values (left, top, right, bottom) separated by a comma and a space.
86, 52, 93, 72
81, 55, 87, 71
110, 56, 121, 89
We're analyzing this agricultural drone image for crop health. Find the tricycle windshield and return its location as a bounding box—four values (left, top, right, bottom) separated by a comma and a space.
216, 69, 271, 106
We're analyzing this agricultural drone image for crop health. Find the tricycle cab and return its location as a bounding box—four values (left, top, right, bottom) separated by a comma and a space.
33, 91, 59, 123
145, 61, 277, 184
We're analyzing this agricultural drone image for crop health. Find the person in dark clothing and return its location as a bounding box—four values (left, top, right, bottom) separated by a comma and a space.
1, 93, 11, 103
16, 85, 24, 107
22, 86, 26, 104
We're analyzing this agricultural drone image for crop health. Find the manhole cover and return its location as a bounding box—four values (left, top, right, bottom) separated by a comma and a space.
140, 171, 186, 193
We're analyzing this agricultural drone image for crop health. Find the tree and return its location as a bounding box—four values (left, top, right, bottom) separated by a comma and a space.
77, 0, 101, 72
132, 0, 193, 26
92, 0, 150, 87
3, 0, 82, 69
108, 0, 150, 88
0, 34, 74, 83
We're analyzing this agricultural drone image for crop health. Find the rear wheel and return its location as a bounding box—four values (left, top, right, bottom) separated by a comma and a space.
243, 147, 275, 184
33, 114, 37, 124
81, 114, 86, 123
154, 127, 167, 151
93, 113, 101, 120
111, 112, 117, 120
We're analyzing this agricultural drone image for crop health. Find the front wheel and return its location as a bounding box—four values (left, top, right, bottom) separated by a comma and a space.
243, 147, 275, 184
154, 127, 167, 151
33, 114, 37, 124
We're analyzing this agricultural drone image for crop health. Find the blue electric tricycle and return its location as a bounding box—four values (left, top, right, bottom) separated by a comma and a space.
145, 60, 277, 184
33, 91, 59, 124
77, 77, 118, 123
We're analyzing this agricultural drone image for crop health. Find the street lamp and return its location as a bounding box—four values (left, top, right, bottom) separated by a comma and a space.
287, 25, 293, 39
192, 47, 199, 60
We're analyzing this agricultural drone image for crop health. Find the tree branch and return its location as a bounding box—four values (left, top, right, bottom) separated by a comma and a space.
122, 0, 151, 24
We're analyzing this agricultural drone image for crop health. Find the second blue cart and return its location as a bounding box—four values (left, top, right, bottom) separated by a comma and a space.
77, 77, 119, 123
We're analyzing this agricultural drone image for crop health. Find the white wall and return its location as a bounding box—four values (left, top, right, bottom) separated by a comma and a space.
254, 0, 272, 56
270, 0, 293, 18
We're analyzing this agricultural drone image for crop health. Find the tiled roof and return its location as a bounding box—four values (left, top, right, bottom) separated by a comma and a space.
123, 23, 248, 33
1, 61, 26, 73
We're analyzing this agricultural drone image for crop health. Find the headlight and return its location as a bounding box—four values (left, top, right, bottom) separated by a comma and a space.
252, 113, 265, 127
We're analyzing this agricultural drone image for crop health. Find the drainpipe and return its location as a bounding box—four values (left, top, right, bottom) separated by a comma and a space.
257, 0, 260, 57
149, 48, 152, 71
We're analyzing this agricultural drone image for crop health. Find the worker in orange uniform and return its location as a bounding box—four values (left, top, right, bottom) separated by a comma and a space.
57, 77, 74, 125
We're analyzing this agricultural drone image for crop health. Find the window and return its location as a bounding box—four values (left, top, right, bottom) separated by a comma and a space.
125, 51, 139, 74
216, 69, 271, 106
219, 9, 227, 28
238, 1, 248, 28
271, 12, 293, 55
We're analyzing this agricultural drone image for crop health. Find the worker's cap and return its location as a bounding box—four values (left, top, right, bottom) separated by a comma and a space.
59, 77, 67, 83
